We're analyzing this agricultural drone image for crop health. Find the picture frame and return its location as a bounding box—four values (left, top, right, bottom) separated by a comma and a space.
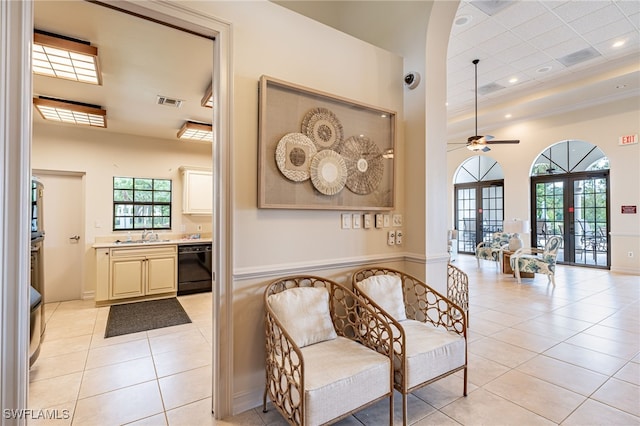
258, 75, 396, 211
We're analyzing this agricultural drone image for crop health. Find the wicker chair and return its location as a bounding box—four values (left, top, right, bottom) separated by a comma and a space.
352, 267, 467, 425
475, 231, 512, 268
447, 263, 469, 327
263, 275, 394, 426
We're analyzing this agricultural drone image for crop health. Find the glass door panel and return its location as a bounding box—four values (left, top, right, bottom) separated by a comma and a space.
456, 187, 477, 253
573, 177, 609, 266
455, 182, 504, 254
533, 181, 565, 262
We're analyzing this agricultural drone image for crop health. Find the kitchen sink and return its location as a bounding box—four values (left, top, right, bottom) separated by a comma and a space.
115, 239, 171, 244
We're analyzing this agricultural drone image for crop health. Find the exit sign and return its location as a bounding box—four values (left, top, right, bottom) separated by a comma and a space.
619, 134, 638, 146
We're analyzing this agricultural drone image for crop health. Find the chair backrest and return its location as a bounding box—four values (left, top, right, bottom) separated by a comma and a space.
491, 232, 511, 248
447, 263, 468, 314
543, 235, 563, 262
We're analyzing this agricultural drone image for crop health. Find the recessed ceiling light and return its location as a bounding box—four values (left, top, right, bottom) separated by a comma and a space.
505, 114, 512, 119
612, 40, 625, 48
32, 30, 101, 85
33, 96, 106, 128
454, 15, 472, 26
509, 77, 518, 84
537, 66, 552, 73
177, 121, 213, 141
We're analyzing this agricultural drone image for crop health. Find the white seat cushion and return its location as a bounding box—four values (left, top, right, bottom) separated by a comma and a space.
300, 336, 391, 425
356, 274, 407, 321
401, 320, 466, 389
267, 287, 337, 347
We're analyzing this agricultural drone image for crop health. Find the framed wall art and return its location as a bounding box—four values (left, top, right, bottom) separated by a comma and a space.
258, 75, 396, 210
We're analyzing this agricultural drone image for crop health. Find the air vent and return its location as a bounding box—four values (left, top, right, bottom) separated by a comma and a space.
478, 82, 505, 95
470, 1, 515, 16
557, 47, 601, 67
156, 96, 183, 108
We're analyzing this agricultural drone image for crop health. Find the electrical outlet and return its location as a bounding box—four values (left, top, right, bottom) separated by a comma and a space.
352, 214, 362, 229
392, 214, 403, 227
375, 214, 383, 229
395, 230, 403, 245
387, 230, 396, 246
383, 214, 391, 227
341, 213, 351, 229
364, 214, 373, 229
196, 224, 203, 231
629, 251, 634, 258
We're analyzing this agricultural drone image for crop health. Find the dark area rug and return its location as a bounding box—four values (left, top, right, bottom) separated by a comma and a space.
105, 298, 191, 338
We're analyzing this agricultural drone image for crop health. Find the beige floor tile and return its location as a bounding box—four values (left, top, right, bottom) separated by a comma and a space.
24, 403, 74, 426
153, 346, 212, 378
79, 356, 157, 398
466, 318, 506, 337
591, 377, 640, 417
29, 350, 87, 382
566, 331, 640, 359
543, 342, 627, 375
439, 388, 554, 425
491, 327, 561, 353
73, 381, 164, 426
583, 324, 640, 345
562, 398, 640, 426
469, 337, 537, 368
38, 334, 91, 358
149, 327, 209, 355
484, 369, 586, 423
41, 321, 95, 341
599, 315, 640, 334
146, 322, 196, 338
412, 374, 468, 409
552, 303, 619, 323
158, 365, 212, 410
462, 353, 510, 387
90, 329, 148, 349
512, 319, 580, 341
471, 309, 525, 327
516, 354, 608, 396
125, 413, 168, 425
614, 361, 640, 385
412, 410, 461, 426
354, 391, 435, 426
166, 397, 241, 425
28, 372, 82, 409
85, 338, 151, 370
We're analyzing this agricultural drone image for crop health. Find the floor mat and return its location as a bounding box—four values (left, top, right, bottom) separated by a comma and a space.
104, 298, 191, 338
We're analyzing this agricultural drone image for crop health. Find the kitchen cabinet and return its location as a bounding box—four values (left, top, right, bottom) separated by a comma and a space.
180, 167, 212, 215
95, 245, 177, 303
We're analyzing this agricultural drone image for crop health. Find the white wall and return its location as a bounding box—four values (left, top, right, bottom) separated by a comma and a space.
32, 122, 213, 296
447, 96, 640, 274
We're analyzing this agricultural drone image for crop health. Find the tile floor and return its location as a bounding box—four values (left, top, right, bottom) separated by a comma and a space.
28, 255, 639, 425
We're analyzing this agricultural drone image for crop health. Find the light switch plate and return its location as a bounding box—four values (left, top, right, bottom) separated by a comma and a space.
387, 230, 396, 246
375, 214, 383, 229
341, 213, 351, 229
364, 214, 373, 229
352, 214, 361, 229
383, 214, 391, 227
392, 214, 403, 227
395, 230, 403, 245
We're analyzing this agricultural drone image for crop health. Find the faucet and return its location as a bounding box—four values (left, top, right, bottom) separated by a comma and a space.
141, 229, 153, 241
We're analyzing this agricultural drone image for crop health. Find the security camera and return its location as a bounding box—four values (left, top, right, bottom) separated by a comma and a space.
404, 72, 420, 89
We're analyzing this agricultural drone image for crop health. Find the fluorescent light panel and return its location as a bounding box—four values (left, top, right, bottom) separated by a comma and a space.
33, 97, 107, 128
178, 121, 213, 141
201, 83, 213, 108
33, 31, 101, 85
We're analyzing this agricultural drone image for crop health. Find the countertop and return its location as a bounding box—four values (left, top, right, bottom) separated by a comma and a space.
93, 238, 212, 249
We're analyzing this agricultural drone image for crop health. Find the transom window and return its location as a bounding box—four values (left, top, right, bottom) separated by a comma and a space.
113, 177, 172, 230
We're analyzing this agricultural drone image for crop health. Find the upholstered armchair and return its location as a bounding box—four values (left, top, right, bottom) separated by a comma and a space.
352, 267, 467, 425
475, 232, 512, 268
263, 275, 394, 426
510, 235, 563, 285
447, 263, 469, 327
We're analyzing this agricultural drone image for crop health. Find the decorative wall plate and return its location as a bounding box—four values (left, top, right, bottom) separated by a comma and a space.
339, 136, 384, 195
301, 107, 344, 150
310, 150, 347, 195
275, 133, 317, 182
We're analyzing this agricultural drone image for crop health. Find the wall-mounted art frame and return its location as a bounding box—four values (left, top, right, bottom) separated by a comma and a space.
258, 75, 396, 210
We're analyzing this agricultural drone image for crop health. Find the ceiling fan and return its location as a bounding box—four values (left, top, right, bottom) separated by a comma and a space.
449, 59, 520, 152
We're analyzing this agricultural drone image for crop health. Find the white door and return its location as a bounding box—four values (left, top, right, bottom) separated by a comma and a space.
34, 172, 84, 302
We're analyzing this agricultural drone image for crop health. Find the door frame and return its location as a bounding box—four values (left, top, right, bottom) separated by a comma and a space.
454, 179, 504, 254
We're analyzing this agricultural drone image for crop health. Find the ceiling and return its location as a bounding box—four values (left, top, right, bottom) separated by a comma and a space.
33, 1, 213, 142
32, 1, 639, 144
275, 0, 640, 142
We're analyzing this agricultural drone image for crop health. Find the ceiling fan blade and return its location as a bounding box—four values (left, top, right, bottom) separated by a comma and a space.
485, 139, 520, 144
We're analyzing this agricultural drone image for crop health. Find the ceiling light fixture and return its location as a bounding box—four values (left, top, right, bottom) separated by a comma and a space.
33, 97, 107, 128
612, 40, 625, 48
466, 143, 487, 152
201, 83, 213, 108
32, 30, 101, 85
505, 113, 512, 119
177, 121, 213, 141
509, 77, 518, 84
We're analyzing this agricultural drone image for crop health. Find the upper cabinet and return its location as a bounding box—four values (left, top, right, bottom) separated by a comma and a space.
180, 166, 212, 215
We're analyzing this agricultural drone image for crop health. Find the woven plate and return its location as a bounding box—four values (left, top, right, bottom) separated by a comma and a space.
310, 150, 347, 196
301, 107, 344, 150
339, 136, 384, 195
275, 133, 317, 182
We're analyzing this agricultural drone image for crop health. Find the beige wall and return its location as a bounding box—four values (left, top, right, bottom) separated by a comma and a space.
447, 96, 640, 274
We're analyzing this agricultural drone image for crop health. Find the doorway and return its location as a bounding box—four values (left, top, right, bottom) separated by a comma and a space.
530, 140, 610, 268
33, 171, 85, 301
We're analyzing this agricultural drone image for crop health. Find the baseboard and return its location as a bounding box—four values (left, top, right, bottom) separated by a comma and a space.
82, 290, 95, 300
233, 388, 265, 416
610, 266, 640, 275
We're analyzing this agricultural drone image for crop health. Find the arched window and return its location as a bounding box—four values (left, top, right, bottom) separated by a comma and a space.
454, 156, 505, 254
531, 140, 610, 268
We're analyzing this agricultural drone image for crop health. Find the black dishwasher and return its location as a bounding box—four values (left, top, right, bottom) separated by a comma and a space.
177, 243, 213, 295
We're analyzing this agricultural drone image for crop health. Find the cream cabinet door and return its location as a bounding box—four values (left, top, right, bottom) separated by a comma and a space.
111, 257, 145, 299
181, 169, 212, 215
146, 255, 177, 294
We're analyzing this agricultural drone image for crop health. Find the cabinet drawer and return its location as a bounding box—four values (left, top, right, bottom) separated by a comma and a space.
111, 245, 177, 258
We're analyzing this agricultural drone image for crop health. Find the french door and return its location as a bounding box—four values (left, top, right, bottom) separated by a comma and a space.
455, 181, 504, 254
531, 171, 610, 268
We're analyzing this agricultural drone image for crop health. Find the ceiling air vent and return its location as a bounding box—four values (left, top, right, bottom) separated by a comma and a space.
470, 1, 515, 16
557, 47, 601, 67
156, 95, 183, 108
478, 82, 505, 95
